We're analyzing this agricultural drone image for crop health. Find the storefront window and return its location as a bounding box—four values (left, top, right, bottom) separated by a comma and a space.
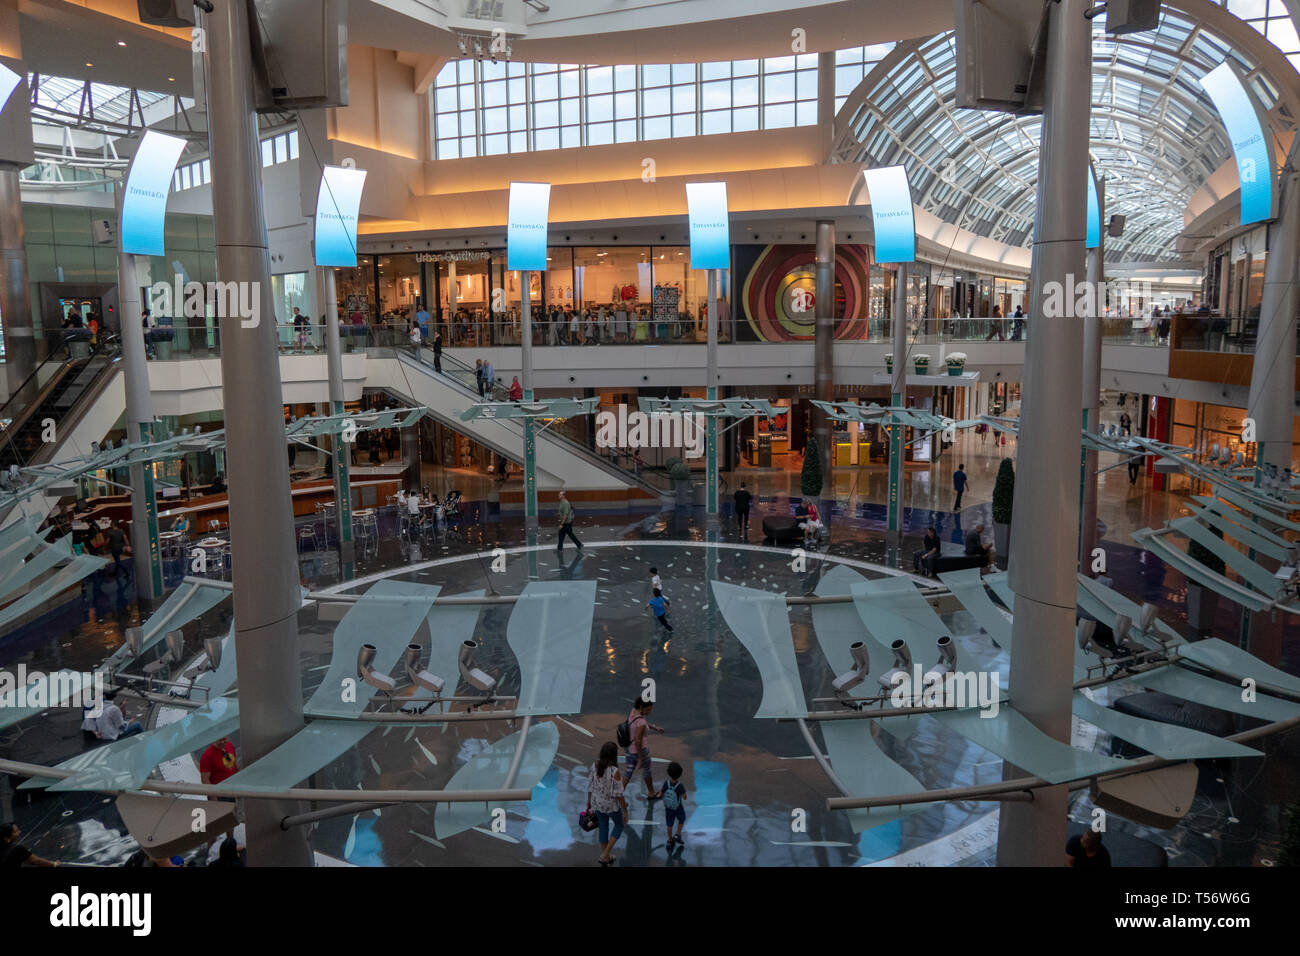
375, 254, 422, 330
334, 255, 376, 324
440, 253, 493, 346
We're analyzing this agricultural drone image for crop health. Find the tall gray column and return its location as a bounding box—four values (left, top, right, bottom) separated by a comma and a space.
521, 271, 537, 527
887, 264, 908, 539
814, 221, 835, 504
1080, 180, 1104, 572
320, 265, 353, 559
115, 227, 162, 601
0, 165, 36, 397
998, 0, 1090, 867
206, 0, 311, 866
1248, 139, 1300, 475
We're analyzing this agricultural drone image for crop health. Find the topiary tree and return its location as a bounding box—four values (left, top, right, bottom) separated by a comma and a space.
1187, 526, 1227, 575
668, 460, 691, 481
801, 436, 824, 498
992, 458, 1015, 525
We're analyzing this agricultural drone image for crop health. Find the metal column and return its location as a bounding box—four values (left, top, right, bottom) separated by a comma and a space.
814, 221, 835, 511
998, 0, 1090, 867
1080, 180, 1103, 572
0, 166, 37, 398
115, 225, 163, 601
887, 263, 908, 539
1248, 138, 1300, 476
205, 0, 311, 866
706, 269, 719, 517
321, 266, 353, 561
521, 271, 538, 527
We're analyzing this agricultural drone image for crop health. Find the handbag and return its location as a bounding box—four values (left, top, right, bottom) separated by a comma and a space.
578, 809, 599, 832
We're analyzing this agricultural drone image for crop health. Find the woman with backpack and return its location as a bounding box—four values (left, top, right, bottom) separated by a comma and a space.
619, 696, 664, 800
586, 741, 628, 865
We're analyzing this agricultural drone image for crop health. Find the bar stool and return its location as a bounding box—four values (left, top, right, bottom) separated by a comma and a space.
298, 525, 318, 553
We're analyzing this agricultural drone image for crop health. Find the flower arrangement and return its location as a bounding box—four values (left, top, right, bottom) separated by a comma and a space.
946, 352, 967, 376
913, 354, 931, 373
884, 353, 894, 370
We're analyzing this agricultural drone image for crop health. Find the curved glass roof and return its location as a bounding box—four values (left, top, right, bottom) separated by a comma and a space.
831, 9, 1297, 262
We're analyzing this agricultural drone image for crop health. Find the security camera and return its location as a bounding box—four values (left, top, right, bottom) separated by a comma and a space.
403, 644, 445, 695
357, 643, 396, 694
878, 639, 913, 693
458, 640, 497, 693
832, 641, 871, 697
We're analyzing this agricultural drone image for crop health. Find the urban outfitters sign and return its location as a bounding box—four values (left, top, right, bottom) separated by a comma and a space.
686, 182, 730, 270
121, 130, 187, 257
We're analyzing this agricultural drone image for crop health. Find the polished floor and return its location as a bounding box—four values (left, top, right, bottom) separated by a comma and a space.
1, 416, 1296, 867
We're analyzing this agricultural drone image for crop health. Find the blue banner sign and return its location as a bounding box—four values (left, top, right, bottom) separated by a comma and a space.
1086, 169, 1100, 250
314, 166, 368, 267
507, 181, 551, 271
862, 166, 915, 264
686, 182, 730, 269
1199, 61, 1276, 226
120, 131, 187, 257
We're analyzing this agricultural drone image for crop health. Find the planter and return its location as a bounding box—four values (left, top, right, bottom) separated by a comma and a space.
885, 362, 893, 373
947, 365, 965, 376
913, 363, 930, 375
673, 478, 693, 510
156, 340, 174, 361
993, 521, 1010, 570
1186, 583, 1219, 632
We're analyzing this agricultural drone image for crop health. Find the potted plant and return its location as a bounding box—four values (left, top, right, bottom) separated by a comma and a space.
884, 353, 894, 373
1186, 527, 1226, 632
669, 458, 692, 509
913, 354, 931, 375
991, 458, 1014, 570
801, 436, 824, 529
945, 352, 967, 376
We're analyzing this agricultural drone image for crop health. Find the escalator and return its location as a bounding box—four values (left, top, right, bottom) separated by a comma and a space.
370, 347, 670, 499
0, 343, 122, 471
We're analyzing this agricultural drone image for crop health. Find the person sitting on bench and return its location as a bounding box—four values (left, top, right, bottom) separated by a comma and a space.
964, 524, 990, 564
913, 526, 941, 575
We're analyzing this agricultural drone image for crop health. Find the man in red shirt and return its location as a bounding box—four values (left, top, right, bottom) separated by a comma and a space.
200, 736, 239, 786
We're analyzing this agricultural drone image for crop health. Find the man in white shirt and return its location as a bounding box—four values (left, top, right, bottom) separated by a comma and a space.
95, 690, 143, 741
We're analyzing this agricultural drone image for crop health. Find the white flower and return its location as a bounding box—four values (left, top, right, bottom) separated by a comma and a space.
913, 354, 931, 364
946, 352, 968, 365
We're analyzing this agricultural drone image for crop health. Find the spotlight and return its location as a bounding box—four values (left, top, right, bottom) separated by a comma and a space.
458, 640, 496, 693
1112, 614, 1145, 655
925, 635, 957, 684
832, 641, 871, 697
1076, 618, 1112, 660
878, 639, 913, 693
403, 644, 445, 695
357, 643, 396, 694
457, 36, 468, 55
1208, 443, 1219, 461
203, 636, 223, 672
165, 629, 185, 664
124, 626, 143, 658
1138, 603, 1158, 636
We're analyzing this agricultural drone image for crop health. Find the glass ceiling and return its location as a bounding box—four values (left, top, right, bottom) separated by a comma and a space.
28, 73, 179, 127
831, 10, 1297, 262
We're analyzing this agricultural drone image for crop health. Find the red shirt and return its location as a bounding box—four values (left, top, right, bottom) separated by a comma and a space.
200, 741, 238, 785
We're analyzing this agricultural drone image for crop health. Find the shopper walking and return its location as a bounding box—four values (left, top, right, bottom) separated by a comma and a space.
586, 741, 628, 865
556, 490, 582, 552
621, 695, 664, 799
475, 359, 485, 397
953, 463, 968, 511
646, 588, 673, 632
733, 481, 752, 533
1127, 453, 1142, 486
432, 330, 443, 373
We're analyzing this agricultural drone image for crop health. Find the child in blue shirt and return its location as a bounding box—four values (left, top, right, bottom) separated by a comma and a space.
646, 588, 673, 632
658, 761, 687, 849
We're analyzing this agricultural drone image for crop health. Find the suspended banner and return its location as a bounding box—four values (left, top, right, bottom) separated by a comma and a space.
120, 130, 187, 257
862, 166, 915, 264
1086, 168, 1101, 250
686, 182, 730, 269
1199, 61, 1277, 226
507, 181, 551, 271
314, 165, 367, 267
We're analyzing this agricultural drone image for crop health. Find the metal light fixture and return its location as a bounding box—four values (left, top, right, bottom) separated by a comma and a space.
404, 644, 445, 695
203, 636, 223, 672
165, 629, 185, 664
879, 639, 913, 692
357, 643, 396, 694
458, 640, 496, 693
925, 635, 957, 684
1076, 618, 1112, 660
124, 626, 143, 658
832, 641, 870, 697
